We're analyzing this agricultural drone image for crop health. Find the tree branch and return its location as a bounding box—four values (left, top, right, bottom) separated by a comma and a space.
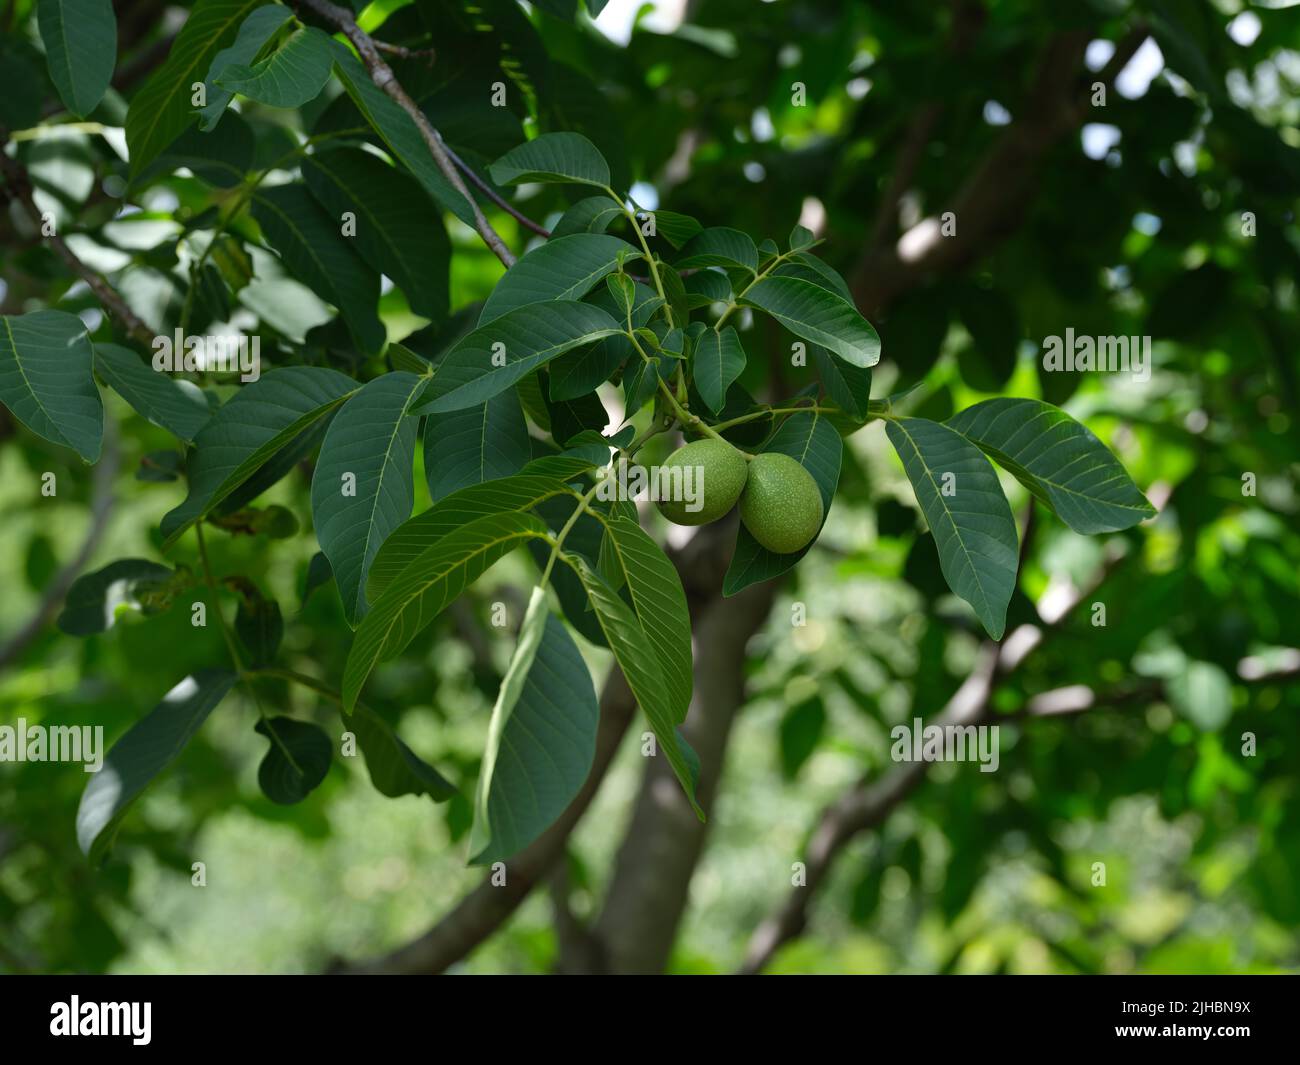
851, 23, 1149, 314
0, 419, 119, 672
0, 143, 154, 345
293, 0, 518, 267
737, 517, 1162, 973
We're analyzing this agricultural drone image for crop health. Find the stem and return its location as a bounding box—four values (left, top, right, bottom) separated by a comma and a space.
195, 523, 244, 675
253, 667, 346, 708
539, 481, 603, 587
606, 185, 673, 327
714, 249, 794, 331
444, 139, 551, 238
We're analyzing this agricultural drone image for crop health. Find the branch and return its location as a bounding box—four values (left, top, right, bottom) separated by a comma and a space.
0, 143, 154, 345
294, 0, 518, 267
738, 522, 1153, 973
333, 667, 638, 973
0, 419, 119, 672
442, 140, 552, 239
851, 23, 1149, 314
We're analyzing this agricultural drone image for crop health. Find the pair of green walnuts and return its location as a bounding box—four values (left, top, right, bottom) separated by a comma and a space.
656, 438, 823, 554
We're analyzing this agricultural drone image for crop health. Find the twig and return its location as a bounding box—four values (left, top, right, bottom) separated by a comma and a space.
0, 420, 119, 672
0, 141, 154, 345
440, 138, 551, 239
294, 0, 517, 267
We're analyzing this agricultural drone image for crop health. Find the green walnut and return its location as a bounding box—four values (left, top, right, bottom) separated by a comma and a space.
656, 438, 749, 525
739, 452, 824, 554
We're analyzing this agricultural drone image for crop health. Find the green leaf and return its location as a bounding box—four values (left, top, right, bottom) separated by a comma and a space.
566, 557, 702, 817
231, 581, 283, 667
684, 269, 731, 307
480, 234, 639, 324
886, 417, 1019, 639
945, 398, 1155, 534
771, 252, 853, 302
693, 326, 747, 414
343, 511, 549, 710
301, 551, 332, 607
812, 345, 872, 421
197, 3, 293, 130
741, 276, 881, 368
77, 669, 238, 860
590, 515, 693, 722
605, 272, 636, 317
349, 704, 456, 801
135, 110, 253, 189
410, 301, 622, 415
489, 132, 611, 188
469, 587, 599, 863
0, 310, 103, 462
551, 196, 622, 238
94, 342, 212, 442
57, 559, 175, 635
331, 51, 475, 226
161, 366, 358, 546
423, 388, 531, 503
675, 227, 758, 272
215, 25, 334, 108
1168, 661, 1233, 731
723, 412, 842, 596
303, 147, 450, 323
366, 474, 580, 600
251, 184, 386, 354
255, 717, 332, 804
310, 372, 422, 626
37, 0, 116, 118
125, 0, 265, 177
652, 210, 702, 249
789, 223, 815, 251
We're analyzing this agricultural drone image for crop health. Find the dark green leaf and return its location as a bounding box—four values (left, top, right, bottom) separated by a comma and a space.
95, 342, 212, 442
37, 0, 116, 118
424, 388, 531, 503
255, 717, 332, 804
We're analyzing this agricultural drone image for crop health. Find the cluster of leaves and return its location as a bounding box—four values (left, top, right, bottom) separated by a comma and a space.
0, 0, 1163, 870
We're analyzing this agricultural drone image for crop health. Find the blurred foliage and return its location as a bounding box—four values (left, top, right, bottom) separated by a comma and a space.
1, 0, 1298, 974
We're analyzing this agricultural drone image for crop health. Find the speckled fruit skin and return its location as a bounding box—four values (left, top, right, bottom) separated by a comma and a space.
739, 452, 824, 554
656, 439, 749, 525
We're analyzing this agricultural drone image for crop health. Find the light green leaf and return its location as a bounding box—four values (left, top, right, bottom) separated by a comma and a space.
590, 515, 693, 722
57, 559, 175, 635
126, 0, 265, 177
37, 0, 116, 118
255, 717, 332, 804
741, 275, 880, 368
251, 183, 386, 354
723, 411, 842, 596
94, 342, 212, 442
605, 272, 636, 317
480, 234, 639, 324
310, 372, 422, 626
945, 398, 1155, 534
886, 417, 1019, 639
197, 3, 293, 130
77, 669, 238, 861
331, 51, 476, 225
215, 25, 333, 108
0, 310, 103, 462
160, 366, 357, 546
489, 132, 611, 188
366, 473, 581, 600
410, 301, 621, 415
1168, 661, 1233, 730
469, 587, 599, 863
694, 325, 747, 414
423, 388, 530, 504
343, 512, 549, 710
675, 227, 758, 272
567, 557, 702, 817
303, 147, 450, 323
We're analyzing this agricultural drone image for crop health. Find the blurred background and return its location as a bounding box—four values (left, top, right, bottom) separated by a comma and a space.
1, 0, 1298, 974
